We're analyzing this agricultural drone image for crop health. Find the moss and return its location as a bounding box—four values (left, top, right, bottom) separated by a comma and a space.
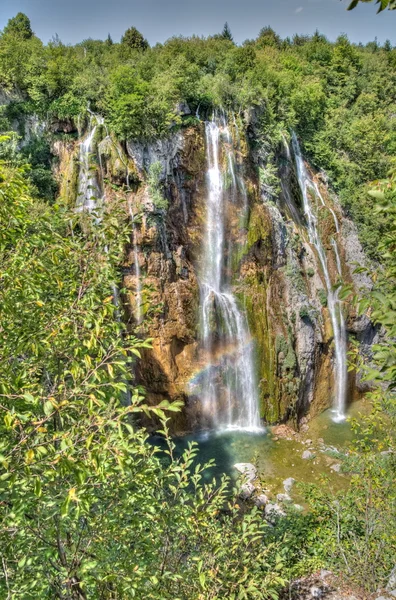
299, 305, 310, 320
318, 288, 328, 307
60, 148, 79, 206
244, 282, 279, 422
247, 204, 271, 249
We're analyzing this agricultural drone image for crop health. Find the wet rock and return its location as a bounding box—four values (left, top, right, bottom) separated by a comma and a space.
127, 131, 184, 179
302, 450, 314, 460
283, 477, 296, 494
234, 463, 257, 482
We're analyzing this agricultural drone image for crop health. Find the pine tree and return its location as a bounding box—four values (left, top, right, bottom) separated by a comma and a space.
221, 22, 234, 42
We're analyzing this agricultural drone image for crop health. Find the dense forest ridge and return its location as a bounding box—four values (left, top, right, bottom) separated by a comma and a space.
0, 12, 395, 599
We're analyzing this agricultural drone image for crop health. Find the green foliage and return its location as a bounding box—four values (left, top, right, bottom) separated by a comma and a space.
3, 12, 33, 39
318, 289, 328, 307
348, 0, 396, 11
148, 161, 168, 210
0, 161, 291, 599
121, 26, 149, 51
221, 22, 234, 42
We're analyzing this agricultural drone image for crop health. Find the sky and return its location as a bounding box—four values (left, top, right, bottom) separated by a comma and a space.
0, 0, 394, 46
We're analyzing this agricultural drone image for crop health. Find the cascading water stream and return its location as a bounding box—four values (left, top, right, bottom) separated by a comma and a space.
292, 133, 348, 421
77, 115, 104, 213
128, 202, 143, 325
199, 119, 261, 432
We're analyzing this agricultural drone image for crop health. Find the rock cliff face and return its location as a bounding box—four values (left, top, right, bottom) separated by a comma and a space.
53, 116, 377, 433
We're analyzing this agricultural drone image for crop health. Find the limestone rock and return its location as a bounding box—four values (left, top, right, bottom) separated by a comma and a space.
283, 477, 296, 494
239, 482, 256, 500
330, 463, 341, 473
265, 503, 286, 522
302, 450, 314, 460
277, 493, 292, 504
387, 566, 396, 592
234, 463, 257, 482
253, 494, 269, 508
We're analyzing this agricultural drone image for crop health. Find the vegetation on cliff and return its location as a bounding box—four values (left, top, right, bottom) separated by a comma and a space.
0, 11, 395, 600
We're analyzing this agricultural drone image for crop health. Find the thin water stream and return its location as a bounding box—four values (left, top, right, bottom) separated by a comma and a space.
292, 133, 348, 422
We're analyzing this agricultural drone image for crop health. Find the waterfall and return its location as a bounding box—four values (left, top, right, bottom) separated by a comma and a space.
128, 202, 143, 325
292, 133, 348, 421
199, 119, 261, 432
76, 115, 104, 212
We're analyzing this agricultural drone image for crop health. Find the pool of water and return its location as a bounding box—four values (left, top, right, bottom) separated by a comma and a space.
151, 399, 373, 504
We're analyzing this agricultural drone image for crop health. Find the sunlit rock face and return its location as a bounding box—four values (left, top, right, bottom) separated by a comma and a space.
57, 112, 377, 434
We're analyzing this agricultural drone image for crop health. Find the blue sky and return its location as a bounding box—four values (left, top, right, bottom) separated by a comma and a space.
0, 0, 394, 46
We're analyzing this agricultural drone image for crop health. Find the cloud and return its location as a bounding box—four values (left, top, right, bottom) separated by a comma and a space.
295, 6, 304, 12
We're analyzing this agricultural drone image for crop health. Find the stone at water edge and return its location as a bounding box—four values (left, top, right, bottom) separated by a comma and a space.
253, 494, 269, 508
239, 482, 255, 500
233, 463, 257, 482
302, 450, 314, 460
330, 463, 341, 473
264, 503, 286, 522
283, 477, 296, 494
277, 493, 292, 504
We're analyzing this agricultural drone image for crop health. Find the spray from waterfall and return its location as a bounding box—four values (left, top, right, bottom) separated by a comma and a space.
198, 117, 261, 432
292, 133, 348, 421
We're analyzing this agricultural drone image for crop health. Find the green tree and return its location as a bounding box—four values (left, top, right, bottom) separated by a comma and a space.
221, 22, 234, 42
347, 0, 396, 11
3, 12, 33, 39
121, 26, 149, 51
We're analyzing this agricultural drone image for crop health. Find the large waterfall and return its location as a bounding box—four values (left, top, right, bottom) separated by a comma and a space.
292, 133, 348, 421
199, 119, 261, 432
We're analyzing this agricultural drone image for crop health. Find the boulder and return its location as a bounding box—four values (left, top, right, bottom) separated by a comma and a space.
239, 482, 255, 500
302, 450, 314, 460
265, 503, 286, 522
330, 463, 341, 473
283, 477, 296, 494
253, 494, 269, 508
387, 566, 396, 592
234, 463, 257, 482
277, 493, 292, 504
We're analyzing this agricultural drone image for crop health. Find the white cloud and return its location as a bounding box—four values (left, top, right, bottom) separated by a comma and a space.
295, 6, 304, 12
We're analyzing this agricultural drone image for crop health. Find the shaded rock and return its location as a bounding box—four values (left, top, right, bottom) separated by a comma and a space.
265, 503, 286, 522
239, 482, 255, 500
253, 494, 269, 508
